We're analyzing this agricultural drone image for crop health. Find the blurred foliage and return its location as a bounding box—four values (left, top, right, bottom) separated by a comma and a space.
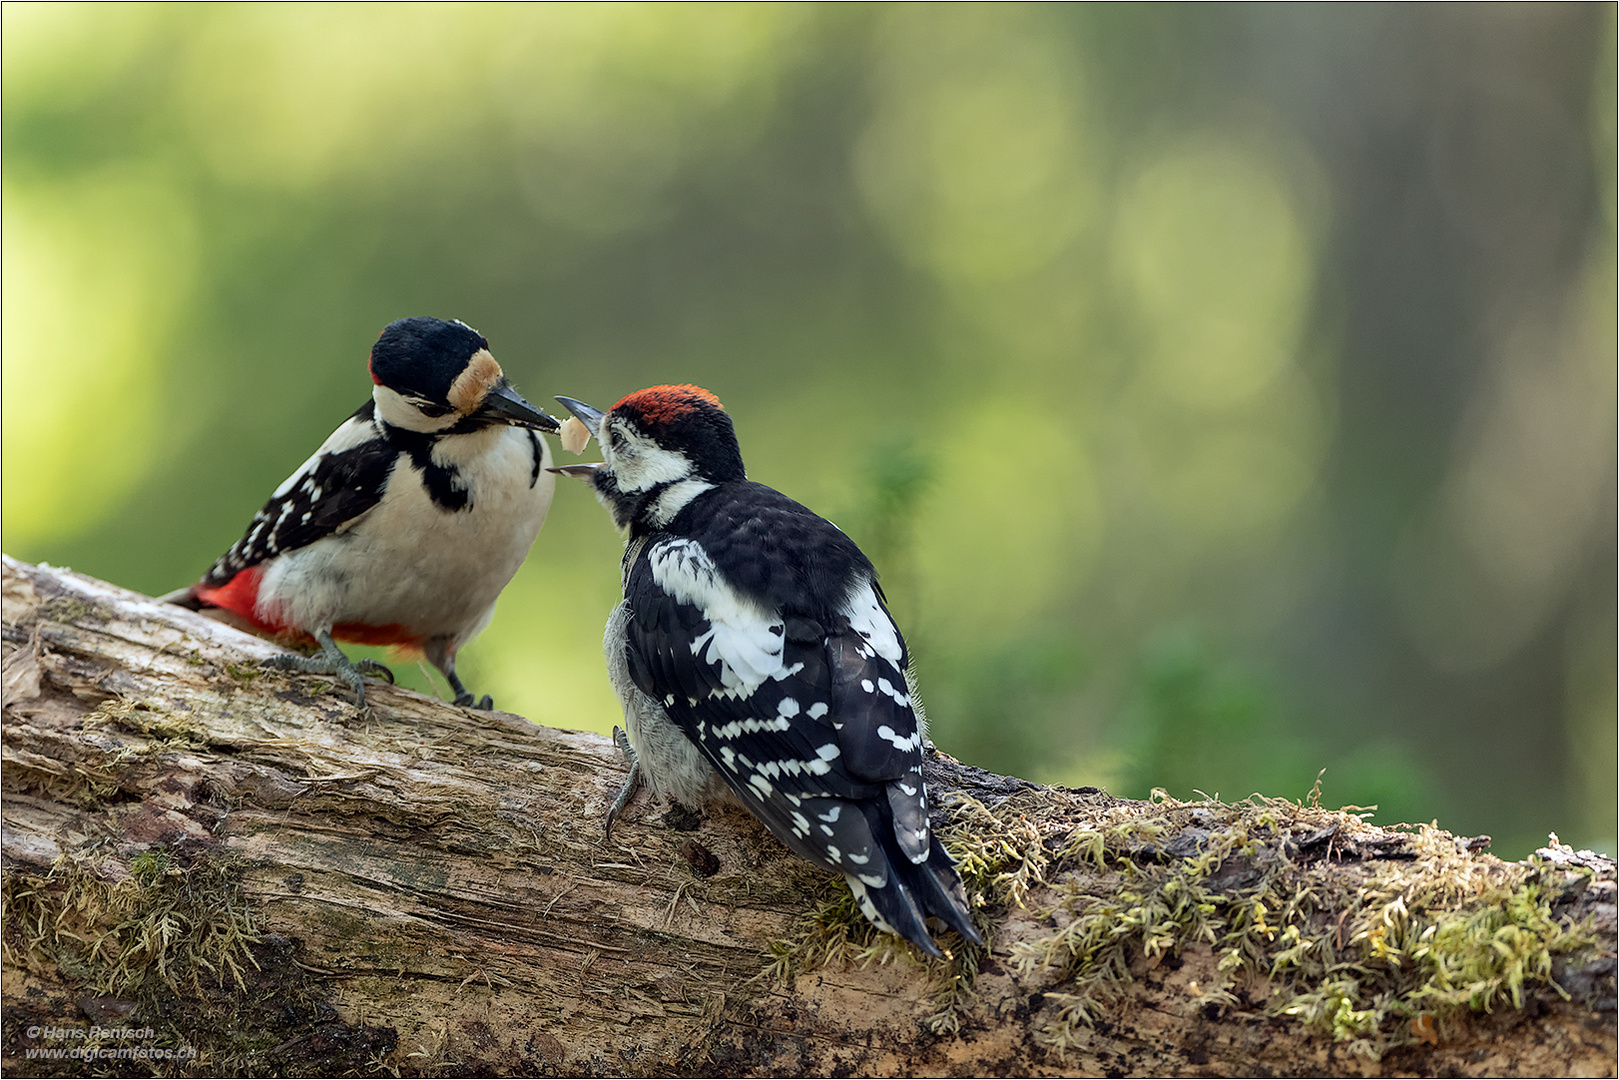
3, 4, 1612, 859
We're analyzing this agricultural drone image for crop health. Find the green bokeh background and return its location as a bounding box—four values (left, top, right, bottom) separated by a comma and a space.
5, 4, 1614, 860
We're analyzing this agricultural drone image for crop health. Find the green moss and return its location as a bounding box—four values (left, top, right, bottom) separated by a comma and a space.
763, 883, 911, 984
2, 839, 398, 1075
82, 695, 207, 744
4, 840, 260, 1001
40, 596, 110, 626
1012, 792, 1598, 1061
940, 791, 1052, 911
223, 660, 263, 682
757, 784, 1597, 1059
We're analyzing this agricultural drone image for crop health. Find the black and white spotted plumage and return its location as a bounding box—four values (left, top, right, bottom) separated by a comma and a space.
556, 386, 980, 957
203, 399, 549, 589
202, 400, 394, 587
165, 317, 560, 709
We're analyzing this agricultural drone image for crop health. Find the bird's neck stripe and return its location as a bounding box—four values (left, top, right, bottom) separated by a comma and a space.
648, 478, 715, 527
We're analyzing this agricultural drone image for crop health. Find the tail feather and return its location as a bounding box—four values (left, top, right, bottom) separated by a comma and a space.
848, 802, 981, 958
155, 580, 277, 640
156, 585, 204, 608
911, 837, 983, 946
845, 868, 943, 959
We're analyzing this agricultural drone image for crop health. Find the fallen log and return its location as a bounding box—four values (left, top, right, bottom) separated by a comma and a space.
1, 555, 1613, 1077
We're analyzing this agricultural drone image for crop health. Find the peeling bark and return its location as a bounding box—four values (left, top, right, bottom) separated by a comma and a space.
2, 555, 1614, 1077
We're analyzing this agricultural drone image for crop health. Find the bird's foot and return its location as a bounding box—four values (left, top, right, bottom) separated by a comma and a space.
261, 632, 392, 707
444, 669, 494, 711
605, 726, 642, 839
612, 724, 638, 767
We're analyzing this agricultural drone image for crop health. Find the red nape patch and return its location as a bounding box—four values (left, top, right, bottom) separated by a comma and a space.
368, 352, 383, 385
612, 384, 724, 426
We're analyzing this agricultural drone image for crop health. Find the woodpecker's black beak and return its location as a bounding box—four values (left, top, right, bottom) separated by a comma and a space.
482, 383, 561, 432
555, 396, 604, 438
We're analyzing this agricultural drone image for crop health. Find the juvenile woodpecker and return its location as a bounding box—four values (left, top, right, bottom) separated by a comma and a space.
553, 385, 981, 958
164, 317, 560, 708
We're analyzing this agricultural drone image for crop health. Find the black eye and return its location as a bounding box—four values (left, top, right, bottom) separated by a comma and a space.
418, 403, 453, 418
609, 429, 626, 450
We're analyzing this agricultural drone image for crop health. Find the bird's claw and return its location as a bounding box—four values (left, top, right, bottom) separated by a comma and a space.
260, 633, 389, 708
444, 669, 492, 710
612, 724, 638, 767
605, 726, 642, 839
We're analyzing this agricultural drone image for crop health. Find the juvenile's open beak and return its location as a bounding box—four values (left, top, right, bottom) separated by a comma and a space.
554, 396, 605, 438
547, 463, 600, 479
483, 383, 561, 432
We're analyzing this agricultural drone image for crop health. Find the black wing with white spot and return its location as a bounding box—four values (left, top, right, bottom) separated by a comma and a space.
203, 401, 399, 586
622, 491, 979, 954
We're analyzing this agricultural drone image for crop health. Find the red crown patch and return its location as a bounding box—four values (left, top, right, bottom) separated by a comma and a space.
613, 384, 724, 426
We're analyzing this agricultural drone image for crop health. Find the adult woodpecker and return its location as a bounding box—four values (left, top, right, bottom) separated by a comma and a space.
552, 385, 981, 958
163, 317, 560, 709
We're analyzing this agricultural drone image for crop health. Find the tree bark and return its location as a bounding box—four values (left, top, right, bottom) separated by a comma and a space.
2, 554, 1614, 1077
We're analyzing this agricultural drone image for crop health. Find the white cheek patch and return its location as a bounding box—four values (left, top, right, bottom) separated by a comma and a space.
374, 385, 458, 433
612, 426, 698, 493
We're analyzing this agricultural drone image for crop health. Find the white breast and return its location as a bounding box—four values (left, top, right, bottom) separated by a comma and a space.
258, 426, 555, 645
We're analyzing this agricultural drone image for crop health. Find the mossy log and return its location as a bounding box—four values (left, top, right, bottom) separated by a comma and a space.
2, 554, 1614, 1078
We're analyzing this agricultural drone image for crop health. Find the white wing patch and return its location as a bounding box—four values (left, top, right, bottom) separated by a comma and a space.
745, 742, 841, 781
650, 537, 793, 697
842, 580, 904, 666
875, 677, 910, 706
268, 414, 378, 499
